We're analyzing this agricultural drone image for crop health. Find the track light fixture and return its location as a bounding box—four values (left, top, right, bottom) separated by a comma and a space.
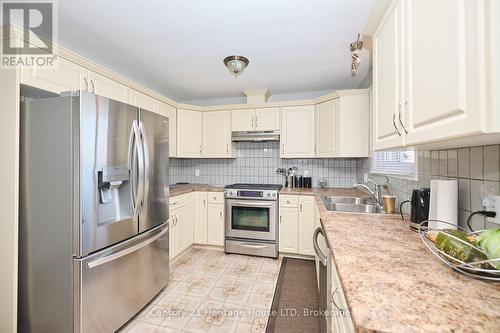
350, 34, 363, 76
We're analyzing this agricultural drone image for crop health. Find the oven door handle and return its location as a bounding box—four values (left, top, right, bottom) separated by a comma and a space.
237, 243, 269, 249
226, 200, 275, 207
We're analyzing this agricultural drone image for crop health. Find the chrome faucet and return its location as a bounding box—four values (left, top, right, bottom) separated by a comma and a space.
353, 179, 383, 208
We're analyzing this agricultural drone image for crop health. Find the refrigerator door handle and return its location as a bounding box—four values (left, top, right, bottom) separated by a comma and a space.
139, 119, 150, 212
135, 121, 145, 216
128, 120, 138, 217
86, 224, 169, 269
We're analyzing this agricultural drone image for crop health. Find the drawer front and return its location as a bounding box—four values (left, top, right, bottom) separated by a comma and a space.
207, 192, 224, 204
169, 195, 186, 209
279, 195, 299, 207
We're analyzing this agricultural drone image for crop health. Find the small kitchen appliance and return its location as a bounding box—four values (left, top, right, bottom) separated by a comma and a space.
224, 183, 281, 258
400, 188, 431, 230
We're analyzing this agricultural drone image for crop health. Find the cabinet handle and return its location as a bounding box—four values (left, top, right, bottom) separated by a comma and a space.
392, 112, 402, 137
282, 143, 285, 155
199, 144, 203, 156
83, 77, 89, 91
226, 144, 229, 154
219, 211, 222, 219
300, 203, 303, 212
280, 215, 282, 224
314, 143, 317, 154
91, 79, 95, 93
203, 199, 206, 206
399, 100, 409, 134
254, 116, 258, 128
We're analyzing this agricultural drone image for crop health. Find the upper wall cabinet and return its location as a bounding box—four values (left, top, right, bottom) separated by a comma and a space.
129, 89, 156, 112
314, 91, 369, 158
156, 102, 177, 157
232, 107, 280, 131
88, 71, 129, 103
369, 0, 499, 150
203, 111, 233, 158
372, 0, 405, 150
281, 105, 315, 158
21, 56, 87, 94
177, 109, 203, 158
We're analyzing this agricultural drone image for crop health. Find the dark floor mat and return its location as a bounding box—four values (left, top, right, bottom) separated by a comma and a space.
266, 257, 321, 333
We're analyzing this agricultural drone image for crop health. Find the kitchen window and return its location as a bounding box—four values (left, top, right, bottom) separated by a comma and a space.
371, 150, 417, 179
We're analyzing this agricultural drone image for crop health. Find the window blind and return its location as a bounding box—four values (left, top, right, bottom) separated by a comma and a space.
371, 150, 417, 178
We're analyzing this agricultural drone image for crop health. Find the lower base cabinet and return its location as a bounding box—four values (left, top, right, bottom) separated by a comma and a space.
170, 191, 224, 260
207, 203, 224, 246
279, 195, 316, 255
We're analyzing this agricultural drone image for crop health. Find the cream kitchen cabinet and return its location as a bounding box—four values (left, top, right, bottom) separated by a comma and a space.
315, 99, 339, 157
207, 202, 224, 246
281, 105, 315, 158
194, 192, 208, 244
298, 196, 315, 256
20, 56, 87, 94
279, 206, 299, 253
279, 195, 315, 255
186, 193, 195, 246
169, 197, 187, 260
370, 0, 499, 150
87, 71, 129, 103
177, 109, 203, 158
372, 0, 405, 150
203, 111, 233, 158
156, 102, 177, 157
129, 89, 156, 112
232, 109, 255, 131
232, 107, 280, 131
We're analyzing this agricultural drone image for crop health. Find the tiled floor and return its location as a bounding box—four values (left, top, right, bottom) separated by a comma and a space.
119, 248, 282, 333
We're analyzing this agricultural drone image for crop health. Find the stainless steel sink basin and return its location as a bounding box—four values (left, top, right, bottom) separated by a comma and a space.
321, 196, 384, 214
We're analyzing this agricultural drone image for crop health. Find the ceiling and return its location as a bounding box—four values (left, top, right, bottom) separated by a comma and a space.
58, 0, 374, 103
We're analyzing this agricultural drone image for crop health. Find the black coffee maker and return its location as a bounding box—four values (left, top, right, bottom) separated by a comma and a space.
400, 188, 430, 231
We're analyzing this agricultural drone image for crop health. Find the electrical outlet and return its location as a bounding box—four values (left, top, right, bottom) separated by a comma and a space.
364, 172, 368, 183
195, 169, 200, 177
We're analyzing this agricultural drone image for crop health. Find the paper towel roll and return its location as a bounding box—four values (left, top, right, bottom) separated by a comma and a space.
429, 179, 458, 230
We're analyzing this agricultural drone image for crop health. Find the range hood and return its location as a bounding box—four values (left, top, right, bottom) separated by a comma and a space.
231, 130, 280, 142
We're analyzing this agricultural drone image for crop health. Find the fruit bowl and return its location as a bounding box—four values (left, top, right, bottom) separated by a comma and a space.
418, 220, 500, 281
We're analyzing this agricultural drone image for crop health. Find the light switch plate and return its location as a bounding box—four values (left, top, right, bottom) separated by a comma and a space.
195, 169, 200, 177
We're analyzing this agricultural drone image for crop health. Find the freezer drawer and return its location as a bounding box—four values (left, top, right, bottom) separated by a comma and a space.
74, 223, 169, 333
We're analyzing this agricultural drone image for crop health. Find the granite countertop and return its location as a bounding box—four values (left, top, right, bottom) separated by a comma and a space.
279, 186, 371, 198
169, 184, 224, 197
312, 193, 500, 332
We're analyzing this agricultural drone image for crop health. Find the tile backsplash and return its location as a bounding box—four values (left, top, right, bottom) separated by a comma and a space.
170, 141, 358, 188
357, 144, 500, 231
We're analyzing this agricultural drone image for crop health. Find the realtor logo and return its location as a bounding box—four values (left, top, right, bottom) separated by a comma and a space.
1, 1, 56, 67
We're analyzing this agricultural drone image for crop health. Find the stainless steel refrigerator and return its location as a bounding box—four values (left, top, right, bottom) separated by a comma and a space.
19, 91, 170, 333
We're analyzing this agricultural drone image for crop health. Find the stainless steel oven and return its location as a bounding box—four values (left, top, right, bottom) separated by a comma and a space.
224, 184, 281, 258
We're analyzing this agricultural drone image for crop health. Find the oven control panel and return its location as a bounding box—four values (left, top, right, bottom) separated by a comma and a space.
224, 189, 278, 200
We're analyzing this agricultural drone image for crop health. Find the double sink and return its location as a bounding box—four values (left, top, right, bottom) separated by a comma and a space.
321, 196, 385, 214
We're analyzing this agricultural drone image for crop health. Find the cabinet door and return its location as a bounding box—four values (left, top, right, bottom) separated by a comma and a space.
194, 192, 208, 244
156, 102, 177, 157
203, 111, 232, 158
174, 207, 187, 254
207, 204, 224, 246
185, 193, 195, 247
315, 99, 339, 157
279, 207, 299, 253
372, 0, 405, 150
404, 0, 484, 145
20, 56, 86, 93
177, 109, 202, 158
88, 71, 128, 103
129, 89, 156, 112
281, 105, 315, 158
169, 210, 177, 260
298, 196, 315, 256
255, 107, 280, 131
232, 109, 255, 131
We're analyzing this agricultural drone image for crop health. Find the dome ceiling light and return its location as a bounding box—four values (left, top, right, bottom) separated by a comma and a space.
223, 55, 249, 77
